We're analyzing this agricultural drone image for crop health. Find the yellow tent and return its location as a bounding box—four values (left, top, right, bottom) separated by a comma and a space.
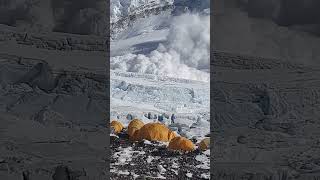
110, 120, 124, 134
199, 137, 210, 151
131, 122, 176, 142
130, 129, 141, 142
168, 136, 195, 152
127, 119, 144, 137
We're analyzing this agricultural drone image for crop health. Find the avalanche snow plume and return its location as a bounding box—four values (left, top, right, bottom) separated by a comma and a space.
111, 13, 210, 82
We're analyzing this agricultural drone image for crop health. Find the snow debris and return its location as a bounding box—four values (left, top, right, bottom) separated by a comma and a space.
186, 172, 193, 178
201, 173, 210, 179
195, 154, 210, 170
158, 164, 167, 174
146, 156, 154, 163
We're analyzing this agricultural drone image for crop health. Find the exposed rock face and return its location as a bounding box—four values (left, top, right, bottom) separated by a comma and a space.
110, 2, 173, 39
110, 0, 210, 39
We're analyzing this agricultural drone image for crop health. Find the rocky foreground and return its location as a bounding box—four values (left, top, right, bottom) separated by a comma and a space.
110, 131, 210, 180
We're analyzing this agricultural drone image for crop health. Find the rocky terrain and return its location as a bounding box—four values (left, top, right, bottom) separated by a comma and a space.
110, 131, 210, 180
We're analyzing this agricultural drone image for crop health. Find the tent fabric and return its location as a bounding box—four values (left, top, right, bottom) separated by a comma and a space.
127, 119, 144, 137
168, 136, 195, 152
131, 122, 177, 142
129, 129, 141, 142
110, 120, 124, 134
199, 137, 210, 151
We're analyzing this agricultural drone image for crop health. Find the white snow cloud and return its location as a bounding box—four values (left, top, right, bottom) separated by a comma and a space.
111, 13, 210, 82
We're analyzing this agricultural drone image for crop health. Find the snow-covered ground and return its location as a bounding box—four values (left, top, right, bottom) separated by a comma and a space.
110, 1, 210, 140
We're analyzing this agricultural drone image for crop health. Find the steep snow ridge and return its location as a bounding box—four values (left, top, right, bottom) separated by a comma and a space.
111, 0, 174, 24
110, 0, 210, 39
110, 0, 210, 23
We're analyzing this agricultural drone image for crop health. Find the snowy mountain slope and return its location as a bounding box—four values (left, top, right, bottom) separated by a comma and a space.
111, 13, 210, 81
110, 0, 209, 23
110, 2, 210, 178
110, 0, 210, 39
110, 12, 210, 128
111, 0, 174, 24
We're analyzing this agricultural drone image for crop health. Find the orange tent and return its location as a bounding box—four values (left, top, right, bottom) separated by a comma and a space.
110, 120, 124, 134
127, 119, 144, 137
129, 129, 141, 142
168, 136, 195, 152
131, 122, 176, 142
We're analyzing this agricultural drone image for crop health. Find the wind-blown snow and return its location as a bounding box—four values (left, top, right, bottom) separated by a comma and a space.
111, 13, 210, 82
